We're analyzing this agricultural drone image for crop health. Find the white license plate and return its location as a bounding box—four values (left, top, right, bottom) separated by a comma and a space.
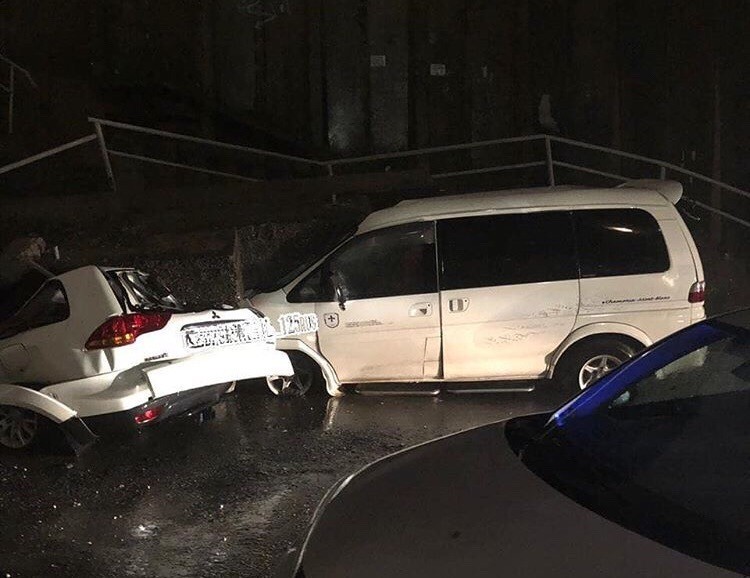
182, 319, 273, 349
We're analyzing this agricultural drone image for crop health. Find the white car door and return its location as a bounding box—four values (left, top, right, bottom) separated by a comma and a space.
287, 222, 440, 383
437, 211, 580, 380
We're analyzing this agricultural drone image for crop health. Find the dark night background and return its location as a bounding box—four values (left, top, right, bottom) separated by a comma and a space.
1, 1, 748, 177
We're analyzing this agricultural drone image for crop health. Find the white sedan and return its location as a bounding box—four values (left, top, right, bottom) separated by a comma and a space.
0, 266, 294, 451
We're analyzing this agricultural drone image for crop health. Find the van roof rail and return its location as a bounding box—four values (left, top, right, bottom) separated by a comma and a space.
617, 179, 683, 204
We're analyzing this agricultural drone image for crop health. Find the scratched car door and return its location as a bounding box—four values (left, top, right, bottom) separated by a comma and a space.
315, 222, 441, 383
438, 212, 580, 380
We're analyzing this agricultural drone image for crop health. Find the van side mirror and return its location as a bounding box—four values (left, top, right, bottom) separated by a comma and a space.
327, 268, 347, 311
334, 282, 347, 311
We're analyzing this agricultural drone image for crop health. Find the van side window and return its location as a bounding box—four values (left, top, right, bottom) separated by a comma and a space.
574, 209, 670, 278
438, 212, 577, 290
0, 281, 69, 339
288, 266, 326, 303
288, 222, 437, 302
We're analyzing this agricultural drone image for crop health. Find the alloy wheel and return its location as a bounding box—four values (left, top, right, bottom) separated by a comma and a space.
0, 406, 39, 449
267, 373, 311, 397
578, 354, 622, 390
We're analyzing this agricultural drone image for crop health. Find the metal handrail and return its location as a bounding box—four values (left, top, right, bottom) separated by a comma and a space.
2, 116, 747, 231
0, 54, 37, 134
552, 161, 632, 183
324, 134, 548, 166
107, 149, 261, 183
326, 133, 749, 201
324, 133, 750, 220
0, 54, 36, 88
433, 161, 546, 179
89, 117, 324, 167
0, 134, 97, 175
687, 199, 750, 230
547, 135, 750, 202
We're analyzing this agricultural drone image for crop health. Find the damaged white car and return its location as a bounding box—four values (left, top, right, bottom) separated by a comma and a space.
0, 266, 294, 451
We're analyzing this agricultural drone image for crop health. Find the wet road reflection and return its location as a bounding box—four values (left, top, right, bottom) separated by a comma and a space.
0, 381, 568, 578
321, 390, 564, 435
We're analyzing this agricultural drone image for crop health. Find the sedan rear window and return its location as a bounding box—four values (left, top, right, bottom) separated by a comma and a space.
0, 280, 69, 339
107, 270, 184, 312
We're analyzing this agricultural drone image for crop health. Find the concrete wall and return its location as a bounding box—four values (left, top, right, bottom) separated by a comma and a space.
367, 0, 409, 152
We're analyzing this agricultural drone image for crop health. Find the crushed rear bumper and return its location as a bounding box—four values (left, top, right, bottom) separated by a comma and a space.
41, 345, 293, 419
58, 416, 98, 453
83, 382, 232, 434
142, 345, 293, 398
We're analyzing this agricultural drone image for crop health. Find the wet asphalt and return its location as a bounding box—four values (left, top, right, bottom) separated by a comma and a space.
0, 381, 569, 578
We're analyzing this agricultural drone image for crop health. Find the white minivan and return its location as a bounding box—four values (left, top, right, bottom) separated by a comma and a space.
249, 180, 706, 396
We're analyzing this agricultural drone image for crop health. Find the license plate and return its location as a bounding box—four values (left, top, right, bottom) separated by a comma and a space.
182, 319, 273, 349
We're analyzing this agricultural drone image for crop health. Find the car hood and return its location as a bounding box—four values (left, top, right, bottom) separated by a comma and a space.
286, 419, 738, 578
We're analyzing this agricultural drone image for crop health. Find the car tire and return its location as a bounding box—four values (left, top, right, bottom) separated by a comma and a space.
267, 352, 324, 398
557, 337, 641, 393
0, 405, 41, 450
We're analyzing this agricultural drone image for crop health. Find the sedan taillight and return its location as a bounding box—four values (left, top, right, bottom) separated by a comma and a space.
85, 313, 172, 350
134, 405, 164, 425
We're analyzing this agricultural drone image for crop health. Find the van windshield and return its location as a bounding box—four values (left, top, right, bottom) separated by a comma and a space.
521, 311, 750, 575
261, 226, 356, 292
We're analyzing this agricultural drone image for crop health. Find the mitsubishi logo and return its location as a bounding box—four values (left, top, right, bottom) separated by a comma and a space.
211, 311, 220, 320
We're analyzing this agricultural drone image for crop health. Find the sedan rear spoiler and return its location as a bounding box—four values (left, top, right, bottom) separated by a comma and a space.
617, 179, 683, 205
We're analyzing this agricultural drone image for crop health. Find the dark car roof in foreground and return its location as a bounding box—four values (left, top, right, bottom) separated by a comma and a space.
293, 420, 738, 578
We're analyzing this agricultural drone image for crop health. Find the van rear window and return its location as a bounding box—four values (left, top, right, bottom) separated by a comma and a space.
574, 209, 670, 278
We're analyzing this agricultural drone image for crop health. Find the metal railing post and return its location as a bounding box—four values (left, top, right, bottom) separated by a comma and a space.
93, 120, 116, 192
659, 166, 666, 180
544, 136, 555, 186
7, 65, 14, 135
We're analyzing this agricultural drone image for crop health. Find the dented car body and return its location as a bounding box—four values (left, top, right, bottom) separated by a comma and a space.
251, 181, 706, 395
0, 266, 293, 450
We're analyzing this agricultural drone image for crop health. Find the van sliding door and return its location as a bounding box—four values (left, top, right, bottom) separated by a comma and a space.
438, 211, 579, 380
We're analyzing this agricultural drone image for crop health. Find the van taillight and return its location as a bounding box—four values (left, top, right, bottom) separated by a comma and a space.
85, 313, 172, 350
688, 281, 706, 304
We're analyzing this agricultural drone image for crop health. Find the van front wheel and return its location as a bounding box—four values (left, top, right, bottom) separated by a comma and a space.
557, 337, 641, 393
268, 352, 324, 397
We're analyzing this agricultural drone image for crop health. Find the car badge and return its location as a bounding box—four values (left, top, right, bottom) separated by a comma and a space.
324, 312, 339, 328
211, 311, 220, 320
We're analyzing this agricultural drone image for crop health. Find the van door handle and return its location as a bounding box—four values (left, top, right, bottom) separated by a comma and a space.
448, 298, 469, 313
409, 302, 433, 317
